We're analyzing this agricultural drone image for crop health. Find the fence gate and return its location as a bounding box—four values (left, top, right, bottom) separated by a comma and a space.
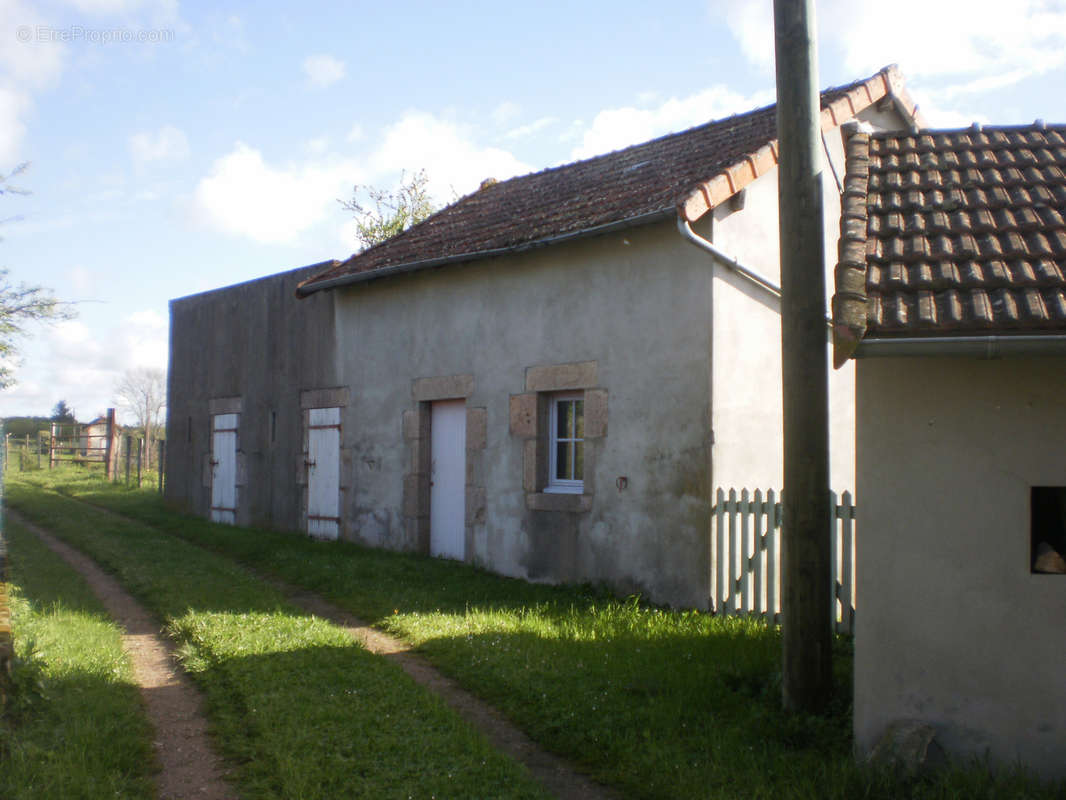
210, 413, 238, 524
711, 488, 856, 634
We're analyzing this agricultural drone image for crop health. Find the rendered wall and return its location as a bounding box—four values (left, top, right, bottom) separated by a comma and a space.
331, 220, 715, 608
708, 104, 908, 495
165, 263, 338, 528
855, 357, 1066, 778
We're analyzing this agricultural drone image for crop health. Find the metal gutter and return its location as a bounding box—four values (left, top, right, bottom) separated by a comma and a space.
296, 209, 675, 297
676, 217, 782, 299
855, 335, 1066, 359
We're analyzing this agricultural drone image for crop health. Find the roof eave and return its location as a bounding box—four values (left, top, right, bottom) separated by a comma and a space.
296, 208, 675, 297
853, 334, 1066, 359
677, 64, 923, 224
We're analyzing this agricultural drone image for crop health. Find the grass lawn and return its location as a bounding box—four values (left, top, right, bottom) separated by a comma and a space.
13, 466, 1066, 799
5, 471, 549, 800
0, 514, 156, 800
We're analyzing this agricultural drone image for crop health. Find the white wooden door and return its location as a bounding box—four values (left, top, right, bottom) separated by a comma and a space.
430, 399, 466, 559
307, 407, 340, 540
210, 413, 238, 524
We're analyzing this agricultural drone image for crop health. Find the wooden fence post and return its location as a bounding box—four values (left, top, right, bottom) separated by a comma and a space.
136, 438, 142, 488
104, 408, 116, 480
48, 423, 56, 469
124, 435, 132, 486
157, 440, 165, 493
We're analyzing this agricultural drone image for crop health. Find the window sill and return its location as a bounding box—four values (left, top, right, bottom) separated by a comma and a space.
526, 492, 593, 513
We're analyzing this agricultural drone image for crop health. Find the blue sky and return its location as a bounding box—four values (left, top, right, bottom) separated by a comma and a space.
0, 0, 1064, 421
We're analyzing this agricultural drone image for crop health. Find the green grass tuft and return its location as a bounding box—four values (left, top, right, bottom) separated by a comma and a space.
0, 515, 156, 800
12, 466, 1066, 800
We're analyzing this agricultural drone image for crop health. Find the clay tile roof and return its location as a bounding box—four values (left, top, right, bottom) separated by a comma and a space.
832, 123, 1066, 365
300, 65, 921, 296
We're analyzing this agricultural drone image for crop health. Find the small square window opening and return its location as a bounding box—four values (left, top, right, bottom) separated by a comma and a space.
1031, 486, 1066, 574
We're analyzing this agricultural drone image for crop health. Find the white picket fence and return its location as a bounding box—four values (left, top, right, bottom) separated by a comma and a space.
711, 488, 856, 634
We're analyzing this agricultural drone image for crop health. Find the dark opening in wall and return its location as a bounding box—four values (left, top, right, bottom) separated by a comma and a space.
1031, 487, 1066, 574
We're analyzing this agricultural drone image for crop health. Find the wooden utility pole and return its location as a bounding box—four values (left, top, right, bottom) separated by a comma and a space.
773, 0, 833, 712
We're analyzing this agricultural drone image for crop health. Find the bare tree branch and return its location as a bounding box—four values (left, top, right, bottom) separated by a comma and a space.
114, 367, 166, 471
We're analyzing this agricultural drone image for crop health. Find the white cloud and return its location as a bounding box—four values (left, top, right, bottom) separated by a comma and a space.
305, 135, 329, 155
0, 307, 170, 420
129, 124, 189, 164
346, 123, 364, 143
716, 0, 1066, 82
569, 86, 775, 160
491, 101, 521, 126
193, 142, 361, 244
0, 87, 29, 163
302, 53, 345, 88
504, 116, 558, 141
369, 111, 531, 200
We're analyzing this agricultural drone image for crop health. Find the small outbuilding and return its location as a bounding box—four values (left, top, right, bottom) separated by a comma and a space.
167, 67, 920, 609
833, 122, 1066, 777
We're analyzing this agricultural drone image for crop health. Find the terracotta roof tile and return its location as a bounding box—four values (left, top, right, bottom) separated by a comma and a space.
832, 123, 1066, 362
301, 65, 920, 295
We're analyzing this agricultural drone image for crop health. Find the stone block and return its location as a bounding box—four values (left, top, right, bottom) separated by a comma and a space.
466, 407, 487, 450
584, 389, 608, 438
465, 487, 486, 525
509, 393, 537, 438
523, 439, 538, 492
402, 474, 428, 517
412, 374, 474, 401
526, 492, 592, 513
209, 395, 243, 415
402, 409, 422, 440
525, 361, 597, 392
300, 386, 350, 410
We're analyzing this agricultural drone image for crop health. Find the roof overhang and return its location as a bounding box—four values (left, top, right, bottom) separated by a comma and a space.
296, 209, 674, 297
676, 64, 924, 225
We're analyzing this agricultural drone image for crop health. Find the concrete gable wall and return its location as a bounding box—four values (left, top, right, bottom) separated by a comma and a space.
706, 104, 910, 494
165, 264, 339, 528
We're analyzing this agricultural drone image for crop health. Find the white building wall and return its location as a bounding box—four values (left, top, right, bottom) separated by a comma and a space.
331, 220, 715, 608
855, 356, 1066, 778
706, 105, 908, 495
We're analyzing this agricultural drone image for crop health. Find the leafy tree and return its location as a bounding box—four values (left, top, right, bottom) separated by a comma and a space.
0, 164, 75, 388
339, 169, 436, 250
114, 367, 166, 471
50, 400, 75, 423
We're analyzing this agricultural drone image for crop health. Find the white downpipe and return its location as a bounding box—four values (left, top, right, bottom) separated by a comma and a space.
677, 216, 782, 299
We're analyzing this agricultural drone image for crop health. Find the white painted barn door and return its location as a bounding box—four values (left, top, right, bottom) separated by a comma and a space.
430, 399, 466, 559
210, 413, 238, 524
307, 407, 341, 540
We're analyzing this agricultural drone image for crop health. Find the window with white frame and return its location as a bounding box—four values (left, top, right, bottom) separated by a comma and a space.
547, 392, 584, 493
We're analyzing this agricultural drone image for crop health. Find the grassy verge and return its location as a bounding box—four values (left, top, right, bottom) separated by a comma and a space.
6, 474, 548, 799
0, 515, 156, 800
23, 467, 1066, 799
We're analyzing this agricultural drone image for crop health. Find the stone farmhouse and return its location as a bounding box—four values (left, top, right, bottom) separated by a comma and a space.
166, 66, 919, 609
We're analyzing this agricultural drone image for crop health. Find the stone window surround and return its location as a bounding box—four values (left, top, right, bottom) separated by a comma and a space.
297, 387, 352, 539
402, 374, 487, 558
509, 360, 607, 514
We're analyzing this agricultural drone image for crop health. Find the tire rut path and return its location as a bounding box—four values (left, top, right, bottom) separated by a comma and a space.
71, 498, 621, 800
10, 510, 237, 800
